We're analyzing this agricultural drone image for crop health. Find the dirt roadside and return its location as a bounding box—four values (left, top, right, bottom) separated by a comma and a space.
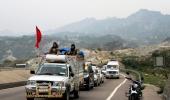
0, 69, 30, 84
143, 84, 162, 100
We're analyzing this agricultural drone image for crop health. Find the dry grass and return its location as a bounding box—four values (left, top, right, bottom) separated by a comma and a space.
0, 69, 30, 84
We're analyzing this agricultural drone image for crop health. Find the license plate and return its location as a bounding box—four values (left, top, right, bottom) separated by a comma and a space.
38, 89, 48, 92
38, 86, 49, 92
39, 86, 48, 89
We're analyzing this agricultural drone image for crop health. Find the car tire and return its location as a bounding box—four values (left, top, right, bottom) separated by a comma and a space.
85, 84, 91, 90
63, 88, 70, 100
91, 85, 94, 89
98, 81, 100, 86
26, 98, 34, 100
91, 81, 94, 89
73, 90, 79, 98
94, 82, 97, 87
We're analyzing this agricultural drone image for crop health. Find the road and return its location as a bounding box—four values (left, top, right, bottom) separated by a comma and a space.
0, 76, 130, 100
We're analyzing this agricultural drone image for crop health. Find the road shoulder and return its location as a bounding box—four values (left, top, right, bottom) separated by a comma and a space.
143, 84, 162, 100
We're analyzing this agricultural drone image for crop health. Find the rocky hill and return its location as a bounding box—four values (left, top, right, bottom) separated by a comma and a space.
0, 34, 133, 63
53, 9, 170, 45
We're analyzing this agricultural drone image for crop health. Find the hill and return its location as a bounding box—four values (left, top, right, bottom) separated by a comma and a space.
0, 34, 133, 62
53, 9, 170, 45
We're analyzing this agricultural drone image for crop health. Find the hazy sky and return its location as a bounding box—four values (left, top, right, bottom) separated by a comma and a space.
0, 0, 170, 34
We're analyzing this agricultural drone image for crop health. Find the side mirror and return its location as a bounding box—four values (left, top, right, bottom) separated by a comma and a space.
30, 70, 35, 74
70, 73, 74, 77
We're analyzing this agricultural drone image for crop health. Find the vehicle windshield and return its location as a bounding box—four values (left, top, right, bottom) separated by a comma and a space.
107, 65, 118, 69
36, 63, 68, 76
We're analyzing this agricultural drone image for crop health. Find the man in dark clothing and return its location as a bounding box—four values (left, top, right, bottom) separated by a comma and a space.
68, 44, 78, 55
49, 42, 59, 54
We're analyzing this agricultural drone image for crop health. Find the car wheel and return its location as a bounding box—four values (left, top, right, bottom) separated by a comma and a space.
73, 90, 79, 98
63, 88, 70, 100
85, 83, 91, 90
91, 81, 94, 89
94, 82, 97, 87
98, 81, 100, 86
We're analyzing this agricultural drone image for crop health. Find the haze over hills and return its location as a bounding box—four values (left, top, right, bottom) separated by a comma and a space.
1, 9, 170, 45
53, 9, 170, 45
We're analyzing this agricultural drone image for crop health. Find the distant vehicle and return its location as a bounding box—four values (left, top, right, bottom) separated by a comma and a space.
83, 61, 94, 90
15, 63, 27, 68
101, 65, 107, 76
92, 66, 100, 86
25, 54, 84, 100
97, 68, 104, 84
105, 60, 120, 79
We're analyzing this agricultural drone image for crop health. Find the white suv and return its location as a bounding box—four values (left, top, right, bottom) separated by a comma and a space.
105, 60, 120, 79
25, 55, 80, 100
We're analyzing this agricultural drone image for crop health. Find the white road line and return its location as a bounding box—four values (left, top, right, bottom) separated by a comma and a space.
106, 74, 127, 100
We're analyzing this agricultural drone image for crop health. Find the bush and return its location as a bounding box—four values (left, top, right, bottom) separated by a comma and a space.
121, 56, 140, 69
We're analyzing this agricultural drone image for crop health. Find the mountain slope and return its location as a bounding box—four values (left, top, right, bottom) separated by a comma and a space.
54, 9, 170, 45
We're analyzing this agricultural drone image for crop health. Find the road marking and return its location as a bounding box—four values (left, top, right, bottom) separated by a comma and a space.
106, 74, 127, 100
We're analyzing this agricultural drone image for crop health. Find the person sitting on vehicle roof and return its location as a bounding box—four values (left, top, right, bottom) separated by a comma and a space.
67, 44, 78, 55
49, 42, 59, 54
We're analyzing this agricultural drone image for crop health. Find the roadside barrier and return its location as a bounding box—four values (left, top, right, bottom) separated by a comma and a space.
120, 68, 142, 81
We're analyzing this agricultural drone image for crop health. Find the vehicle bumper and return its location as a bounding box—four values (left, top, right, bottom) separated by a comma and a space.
25, 85, 66, 98
106, 74, 119, 78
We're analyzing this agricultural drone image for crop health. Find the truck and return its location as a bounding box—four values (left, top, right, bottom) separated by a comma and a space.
25, 54, 84, 100
105, 60, 120, 79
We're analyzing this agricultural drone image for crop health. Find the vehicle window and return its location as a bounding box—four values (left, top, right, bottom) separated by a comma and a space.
36, 64, 68, 76
107, 65, 118, 69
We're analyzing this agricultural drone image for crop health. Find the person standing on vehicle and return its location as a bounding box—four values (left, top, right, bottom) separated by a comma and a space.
68, 44, 78, 55
49, 42, 59, 54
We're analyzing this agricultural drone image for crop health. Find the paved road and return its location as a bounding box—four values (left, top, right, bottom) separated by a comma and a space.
0, 76, 130, 100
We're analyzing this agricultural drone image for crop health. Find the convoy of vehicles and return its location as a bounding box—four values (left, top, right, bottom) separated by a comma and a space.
25, 45, 139, 100
105, 60, 120, 79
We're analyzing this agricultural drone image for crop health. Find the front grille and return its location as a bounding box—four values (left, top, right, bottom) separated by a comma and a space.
36, 81, 53, 86
108, 71, 116, 74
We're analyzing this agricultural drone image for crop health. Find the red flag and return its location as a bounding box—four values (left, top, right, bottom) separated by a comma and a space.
35, 26, 42, 48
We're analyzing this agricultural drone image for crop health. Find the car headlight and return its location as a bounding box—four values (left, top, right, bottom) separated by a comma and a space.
27, 80, 36, 85
53, 81, 65, 87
